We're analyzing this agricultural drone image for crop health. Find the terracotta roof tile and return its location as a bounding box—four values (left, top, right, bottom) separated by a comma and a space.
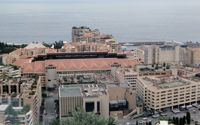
14, 58, 32, 67
22, 58, 139, 74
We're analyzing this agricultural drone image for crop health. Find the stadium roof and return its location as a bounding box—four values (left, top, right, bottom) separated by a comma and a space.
22, 58, 139, 74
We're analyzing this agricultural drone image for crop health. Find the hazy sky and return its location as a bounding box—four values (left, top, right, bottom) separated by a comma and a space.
0, 0, 200, 43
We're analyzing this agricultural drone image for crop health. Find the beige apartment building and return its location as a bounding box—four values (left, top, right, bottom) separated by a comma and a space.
143, 44, 200, 67
127, 49, 144, 62
107, 84, 136, 118
72, 26, 101, 43
187, 47, 200, 67
21, 77, 42, 125
0, 79, 21, 97
59, 84, 109, 121
112, 67, 138, 91
72, 26, 116, 44
61, 41, 121, 53
59, 86, 83, 118
143, 45, 188, 65
59, 83, 136, 120
0, 69, 42, 125
137, 75, 200, 110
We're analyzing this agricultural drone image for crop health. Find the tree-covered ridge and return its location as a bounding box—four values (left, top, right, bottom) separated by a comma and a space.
0, 42, 27, 54
0, 40, 64, 54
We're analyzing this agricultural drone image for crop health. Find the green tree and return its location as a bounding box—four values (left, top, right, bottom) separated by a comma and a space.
51, 119, 60, 125
183, 116, 186, 125
54, 41, 64, 49
136, 121, 139, 125
166, 65, 170, 69
179, 117, 183, 125
63, 110, 116, 125
175, 117, 179, 125
155, 64, 159, 70
172, 117, 176, 124
186, 112, 191, 124
163, 62, 166, 67
4, 105, 18, 124
21, 104, 30, 113
108, 117, 116, 125
4, 105, 17, 117
43, 42, 52, 48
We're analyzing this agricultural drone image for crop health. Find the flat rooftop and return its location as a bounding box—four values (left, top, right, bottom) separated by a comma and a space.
96, 74, 119, 85
137, 64, 171, 72
59, 86, 82, 97
59, 84, 107, 98
157, 81, 189, 89
81, 84, 107, 97
116, 68, 138, 76
140, 76, 191, 90
189, 76, 200, 82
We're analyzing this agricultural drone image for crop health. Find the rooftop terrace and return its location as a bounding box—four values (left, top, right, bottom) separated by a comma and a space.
137, 64, 171, 73
157, 81, 190, 89
59, 86, 82, 97
59, 84, 107, 98
141, 76, 191, 89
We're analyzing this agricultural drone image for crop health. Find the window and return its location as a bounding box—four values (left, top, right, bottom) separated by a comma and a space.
97, 101, 100, 113
85, 102, 95, 112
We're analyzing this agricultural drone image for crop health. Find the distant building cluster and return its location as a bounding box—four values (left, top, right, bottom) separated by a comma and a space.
0, 66, 42, 125
143, 44, 200, 67
137, 75, 200, 110
72, 26, 114, 43
60, 41, 121, 53
1, 26, 200, 124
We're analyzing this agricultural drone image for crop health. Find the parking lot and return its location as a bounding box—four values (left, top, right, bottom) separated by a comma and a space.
118, 105, 200, 125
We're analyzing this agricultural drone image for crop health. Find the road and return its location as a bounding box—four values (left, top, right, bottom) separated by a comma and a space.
118, 108, 200, 125
43, 88, 58, 125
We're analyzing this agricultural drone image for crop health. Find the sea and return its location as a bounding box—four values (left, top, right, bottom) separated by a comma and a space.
0, 0, 200, 44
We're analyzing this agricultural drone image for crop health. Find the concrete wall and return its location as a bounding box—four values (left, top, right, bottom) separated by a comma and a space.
83, 95, 109, 118
108, 86, 136, 111
45, 67, 57, 88
125, 90, 136, 110
158, 48, 175, 63
108, 86, 126, 100
192, 48, 200, 66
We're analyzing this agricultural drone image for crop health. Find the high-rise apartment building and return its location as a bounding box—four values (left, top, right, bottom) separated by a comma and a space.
137, 75, 200, 110
59, 84, 109, 121
59, 82, 136, 120
72, 26, 100, 43
112, 67, 138, 91
144, 45, 187, 65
